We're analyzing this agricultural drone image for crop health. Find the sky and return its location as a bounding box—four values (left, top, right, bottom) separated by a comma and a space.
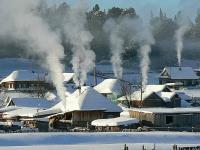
47, 0, 200, 21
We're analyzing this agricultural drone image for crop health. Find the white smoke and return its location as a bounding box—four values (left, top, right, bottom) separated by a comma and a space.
0, 0, 66, 101
175, 25, 190, 67
139, 45, 152, 89
104, 19, 124, 79
124, 18, 155, 89
174, 12, 191, 68
64, 0, 95, 86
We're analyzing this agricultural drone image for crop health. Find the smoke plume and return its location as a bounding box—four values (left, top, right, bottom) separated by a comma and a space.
0, 0, 66, 101
64, 0, 95, 86
104, 19, 124, 79
174, 12, 191, 68
118, 18, 154, 89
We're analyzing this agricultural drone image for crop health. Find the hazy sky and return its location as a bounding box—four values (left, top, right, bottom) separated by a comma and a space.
47, 0, 200, 20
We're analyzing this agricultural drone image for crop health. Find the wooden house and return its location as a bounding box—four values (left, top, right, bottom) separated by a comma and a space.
159, 67, 199, 86
129, 108, 200, 127
48, 86, 122, 128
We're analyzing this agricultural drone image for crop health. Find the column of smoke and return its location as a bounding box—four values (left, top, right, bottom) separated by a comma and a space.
64, 0, 95, 87
139, 44, 152, 89
0, 1, 66, 104
138, 23, 155, 89
175, 24, 190, 68
103, 19, 124, 79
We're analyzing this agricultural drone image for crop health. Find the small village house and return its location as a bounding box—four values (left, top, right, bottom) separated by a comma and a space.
159, 67, 199, 86
48, 86, 122, 129
0, 70, 49, 92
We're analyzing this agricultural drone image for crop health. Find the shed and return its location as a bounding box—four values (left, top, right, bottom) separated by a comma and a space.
128, 107, 200, 127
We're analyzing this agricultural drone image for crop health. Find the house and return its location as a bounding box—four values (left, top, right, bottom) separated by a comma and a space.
48, 86, 122, 128
0, 70, 49, 92
91, 117, 139, 132
128, 107, 200, 127
117, 84, 181, 108
93, 79, 123, 101
159, 67, 199, 86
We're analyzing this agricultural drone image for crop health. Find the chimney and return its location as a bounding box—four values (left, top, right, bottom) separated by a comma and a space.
179, 65, 182, 71
93, 65, 97, 86
78, 80, 81, 95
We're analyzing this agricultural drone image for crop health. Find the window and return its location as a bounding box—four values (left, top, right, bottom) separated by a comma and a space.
166, 115, 173, 124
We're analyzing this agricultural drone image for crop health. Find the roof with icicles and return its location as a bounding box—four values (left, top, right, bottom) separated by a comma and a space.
0, 70, 46, 84
160, 67, 199, 80
94, 79, 122, 95
65, 86, 122, 112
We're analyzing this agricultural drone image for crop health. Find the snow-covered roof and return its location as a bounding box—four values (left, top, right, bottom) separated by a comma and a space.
144, 84, 170, 92
0, 106, 19, 113
65, 86, 122, 112
94, 79, 122, 95
0, 70, 46, 84
10, 98, 56, 109
3, 107, 44, 118
62, 73, 74, 83
118, 90, 157, 101
160, 67, 199, 80
176, 92, 191, 101
129, 107, 200, 114
120, 111, 131, 118
157, 92, 176, 102
91, 117, 139, 127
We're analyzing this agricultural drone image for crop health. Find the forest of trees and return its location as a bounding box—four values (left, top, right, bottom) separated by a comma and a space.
1, 2, 200, 69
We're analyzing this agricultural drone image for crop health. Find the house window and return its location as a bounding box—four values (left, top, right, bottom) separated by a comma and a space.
166, 115, 173, 124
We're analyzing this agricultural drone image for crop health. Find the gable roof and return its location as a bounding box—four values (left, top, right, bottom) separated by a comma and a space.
94, 79, 122, 95
0, 70, 46, 84
62, 73, 74, 83
65, 86, 122, 112
157, 92, 177, 102
160, 67, 199, 80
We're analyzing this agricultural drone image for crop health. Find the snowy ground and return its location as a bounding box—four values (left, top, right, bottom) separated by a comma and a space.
0, 132, 199, 149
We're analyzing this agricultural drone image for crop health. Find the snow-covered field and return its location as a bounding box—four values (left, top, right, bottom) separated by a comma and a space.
0, 132, 199, 149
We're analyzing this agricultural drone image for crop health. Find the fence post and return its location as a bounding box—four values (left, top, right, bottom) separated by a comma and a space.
173, 144, 177, 150
142, 144, 145, 150
152, 144, 156, 150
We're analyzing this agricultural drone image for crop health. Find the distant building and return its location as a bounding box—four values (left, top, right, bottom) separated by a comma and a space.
159, 67, 199, 86
117, 85, 181, 108
0, 70, 49, 92
0, 70, 75, 93
128, 107, 200, 127
94, 79, 123, 101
